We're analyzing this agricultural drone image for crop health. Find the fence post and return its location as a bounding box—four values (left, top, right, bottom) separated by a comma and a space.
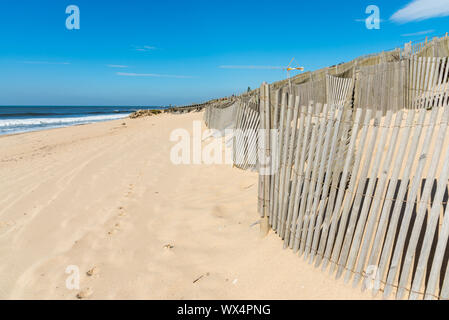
432, 36, 437, 56
258, 88, 265, 217
258, 82, 271, 237
404, 41, 412, 58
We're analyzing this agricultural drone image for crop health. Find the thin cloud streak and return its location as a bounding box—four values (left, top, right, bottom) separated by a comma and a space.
391, 0, 449, 23
354, 18, 384, 22
116, 72, 192, 79
107, 64, 128, 68
219, 65, 283, 70
401, 29, 435, 37
134, 45, 157, 52
23, 61, 70, 65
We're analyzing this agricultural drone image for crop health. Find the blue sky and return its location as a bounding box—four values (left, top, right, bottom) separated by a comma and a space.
1, 0, 449, 106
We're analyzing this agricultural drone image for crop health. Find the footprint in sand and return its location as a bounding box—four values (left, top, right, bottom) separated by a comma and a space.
125, 189, 134, 197
118, 206, 127, 217
212, 205, 224, 219
107, 222, 121, 235
108, 222, 120, 235
0, 221, 16, 230
76, 287, 93, 299
124, 184, 134, 197
86, 266, 100, 277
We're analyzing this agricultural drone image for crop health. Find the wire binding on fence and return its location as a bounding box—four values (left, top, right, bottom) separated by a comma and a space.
202, 34, 449, 300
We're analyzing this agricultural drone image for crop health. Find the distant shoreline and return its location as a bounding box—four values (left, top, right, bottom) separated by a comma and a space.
0, 105, 167, 136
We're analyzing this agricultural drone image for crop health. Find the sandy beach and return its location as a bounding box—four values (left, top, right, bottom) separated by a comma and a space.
0, 111, 372, 299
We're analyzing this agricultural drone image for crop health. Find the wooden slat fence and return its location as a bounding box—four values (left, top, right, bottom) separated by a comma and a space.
203, 101, 237, 131
233, 99, 260, 171
202, 39, 449, 299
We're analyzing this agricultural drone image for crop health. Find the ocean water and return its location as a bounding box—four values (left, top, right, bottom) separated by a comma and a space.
0, 106, 165, 136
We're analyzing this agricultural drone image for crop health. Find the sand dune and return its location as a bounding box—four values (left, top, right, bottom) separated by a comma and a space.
0, 112, 372, 299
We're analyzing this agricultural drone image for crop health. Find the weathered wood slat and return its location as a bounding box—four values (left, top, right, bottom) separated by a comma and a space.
343, 110, 394, 284
292, 102, 322, 253
203, 42, 449, 299
303, 104, 338, 259
286, 103, 314, 249
282, 95, 304, 242
410, 133, 449, 299
318, 108, 364, 269
382, 107, 440, 298
335, 110, 383, 279
395, 107, 449, 299
299, 103, 331, 255
369, 109, 422, 295
328, 109, 373, 274
269, 90, 280, 226
355, 110, 404, 288
279, 94, 301, 238
309, 106, 349, 263
273, 92, 288, 231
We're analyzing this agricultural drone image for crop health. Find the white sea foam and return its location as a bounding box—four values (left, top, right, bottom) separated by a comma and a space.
0, 113, 129, 135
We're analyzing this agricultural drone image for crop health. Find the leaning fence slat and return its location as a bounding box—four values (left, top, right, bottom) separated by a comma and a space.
303, 104, 338, 258
335, 110, 383, 279
318, 108, 364, 269
413, 57, 423, 109
328, 109, 373, 274
382, 107, 440, 298
261, 83, 272, 234
277, 93, 294, 233
410, 138, 449, 299
389, 106, 449, 299
235, 104, 250, 168
299, 103, 331, 255
309, 106, 348, 262
281, 95, 302, 239
279, 95, 301, 238
283, 98, 306, 247
439, 58, 449, 107
232, 103, 242, 162
355, 110, 403, 288
368, 109, 422, 295
269, 90, 280, 226
310, 77, 354, 263
292, 102, 322, 253
343, 110, 394, 284
434, 200, 449, 300
273, 92, 288, 231
242, 108, 259, 169
287, 103, 314, 249
258, 86, 266, 217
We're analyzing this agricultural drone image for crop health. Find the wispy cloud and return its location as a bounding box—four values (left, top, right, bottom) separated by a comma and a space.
219, 65, 283, 70
391, 0, 449, 23
107, 64, 128, 68
401, 29, 435, 37
116, 72, 191, 79
23, 61, 70, 65
354, 18, 384, 23
134, 45, 157, 52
